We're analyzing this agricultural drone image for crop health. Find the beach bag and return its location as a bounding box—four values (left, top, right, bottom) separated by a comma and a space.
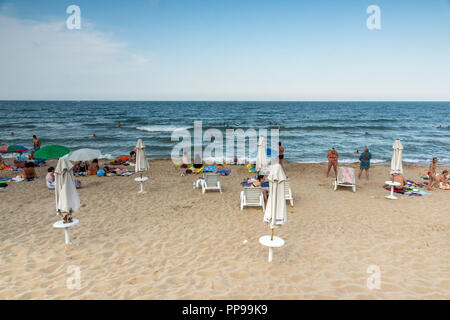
186, 169, 192, 174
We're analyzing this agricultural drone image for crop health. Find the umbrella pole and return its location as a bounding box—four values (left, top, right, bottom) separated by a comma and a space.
271, 228, 274, 241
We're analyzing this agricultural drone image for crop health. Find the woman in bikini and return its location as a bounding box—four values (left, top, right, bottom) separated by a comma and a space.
428, 170, 449, 189
426, 157, 438, 190
252, 175, 268, 203
326, 148, 339, 178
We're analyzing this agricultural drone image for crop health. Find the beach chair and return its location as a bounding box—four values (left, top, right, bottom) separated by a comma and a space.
240, 187, 265, 211
334, 167, 356, 193
201, 174, 222, 194
285, 179, 294, 206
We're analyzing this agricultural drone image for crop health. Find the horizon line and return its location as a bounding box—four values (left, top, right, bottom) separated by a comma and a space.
1, 99, 449, 103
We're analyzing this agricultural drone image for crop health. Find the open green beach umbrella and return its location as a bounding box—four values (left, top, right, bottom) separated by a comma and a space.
33, 145, 70, 159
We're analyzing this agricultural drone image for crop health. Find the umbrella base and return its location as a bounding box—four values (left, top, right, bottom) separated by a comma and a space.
135, 177, 148, 194
385, 181, 401, 200
53, 219, 79, 245
259, 235, 284, 262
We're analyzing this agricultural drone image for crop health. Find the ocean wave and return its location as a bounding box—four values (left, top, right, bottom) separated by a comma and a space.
136, 125, 193, 132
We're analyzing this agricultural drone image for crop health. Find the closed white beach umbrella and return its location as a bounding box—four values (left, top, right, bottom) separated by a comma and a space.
264, 163, 287, 233
256, 136, 268, 172
55, 156, 81, 218
390, 139, 403, 175
68, 148, 101, 162
135, 139, 149, 174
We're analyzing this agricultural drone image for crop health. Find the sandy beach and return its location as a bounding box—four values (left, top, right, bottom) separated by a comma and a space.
0, 160, 448, 300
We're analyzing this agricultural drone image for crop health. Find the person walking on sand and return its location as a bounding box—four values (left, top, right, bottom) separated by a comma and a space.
326, 147, 338, 178
358, 147, 372, 180
426, 157, 438, 190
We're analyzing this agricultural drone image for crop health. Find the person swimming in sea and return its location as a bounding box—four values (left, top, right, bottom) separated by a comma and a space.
92, 133, 97, 138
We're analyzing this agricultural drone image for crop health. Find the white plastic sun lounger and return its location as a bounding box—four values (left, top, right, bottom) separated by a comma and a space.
201, 174, 222, 194
240, 187, 265, 211
285, 179, 294, 206
333, 167, 356, 193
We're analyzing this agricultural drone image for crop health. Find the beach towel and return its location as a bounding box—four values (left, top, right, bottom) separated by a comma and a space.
339, 167, 355, 184
440, 183, 450, 190
12, 176, 24, 182
0, 178, 11, 182
419, 173, 429, 180
216, 169, 231, 176
384, 186, 406, 194
203, 166, 216, 173
406, 180, 426, 188
117, 171, 134, 176
191, 166, 204, 174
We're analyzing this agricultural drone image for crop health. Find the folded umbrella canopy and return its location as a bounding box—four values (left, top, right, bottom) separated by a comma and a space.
0, 145, 28, 153
390, 139, 403, 175
135, 139, 149, 174
264, 163, 287, 234
68, 148, 101, 162
55, 156, 81, 219
256, 136, 268, 172
33, 145, 70, 159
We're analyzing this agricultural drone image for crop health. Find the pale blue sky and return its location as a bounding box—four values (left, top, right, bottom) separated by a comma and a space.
0, 0, 449, 100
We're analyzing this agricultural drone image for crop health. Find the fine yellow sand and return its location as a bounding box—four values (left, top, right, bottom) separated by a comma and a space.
0, 160, 449, 299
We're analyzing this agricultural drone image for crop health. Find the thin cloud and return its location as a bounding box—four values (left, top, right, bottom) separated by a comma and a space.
0, 13, 152, 100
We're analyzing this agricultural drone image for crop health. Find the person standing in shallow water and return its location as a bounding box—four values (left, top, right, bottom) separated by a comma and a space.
326, 147, 338, 178
358, 147, 372, 180
32, 135, 41, 150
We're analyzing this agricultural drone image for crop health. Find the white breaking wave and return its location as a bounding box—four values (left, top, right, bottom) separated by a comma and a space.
136, 125, 192, 132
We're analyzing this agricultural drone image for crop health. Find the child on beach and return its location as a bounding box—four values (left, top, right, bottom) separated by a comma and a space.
46, 167, 55, 189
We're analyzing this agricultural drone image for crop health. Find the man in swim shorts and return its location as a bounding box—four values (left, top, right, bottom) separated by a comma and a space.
278, 142, 285, 169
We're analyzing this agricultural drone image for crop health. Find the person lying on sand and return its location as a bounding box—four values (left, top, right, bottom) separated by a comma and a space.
384, 175, 407, 190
